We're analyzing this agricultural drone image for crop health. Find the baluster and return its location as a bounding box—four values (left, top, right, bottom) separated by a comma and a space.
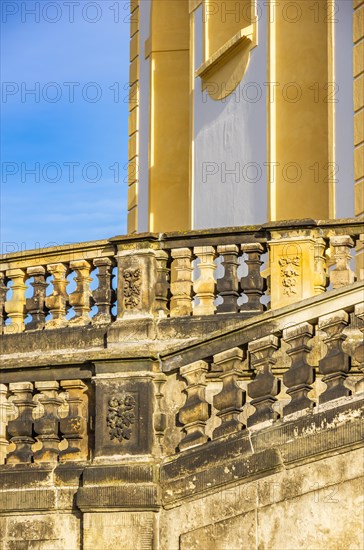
213, 348, 245, 438
329, 236, 355, 289
216, 245, 239, 313
7, 382, 35, 463
69, 260, 92, 325
26, 266, 48, 331
92, 257, 115, 324
283, 322, 315, 415
59, 380, 88, 461
0, 385, 9, 465
153, 375, 167, 454
314, 238, 328, 295
240, 243, 265, 313
45, 263, 69, 329
0, 272, 7, 333
193, 246, 217, 316
170, 248, 193, 317
179, 360, 210, 450
247, 335, 280, 426
4, 268, 27, 334
353, 303, 364, 392
261, 267, 271, 310
155, 250, 170, 317
319, 310, 350, 403
33, 381, 63, 463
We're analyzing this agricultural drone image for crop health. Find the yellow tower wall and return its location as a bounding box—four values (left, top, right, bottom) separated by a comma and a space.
129, 1, 357, 233
147, 0, 190, 232
269, 0, 335, 221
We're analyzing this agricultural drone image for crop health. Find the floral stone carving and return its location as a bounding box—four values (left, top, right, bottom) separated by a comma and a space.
279, 256, 301, 296
123, 268, 141, 308
106, 394, 136, 442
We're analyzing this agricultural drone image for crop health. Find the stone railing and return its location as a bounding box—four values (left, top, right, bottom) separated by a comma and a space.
0, 238, 117, 334
0, 379, 91, 465
162, 298, 364, 454
0, 218, 362, 333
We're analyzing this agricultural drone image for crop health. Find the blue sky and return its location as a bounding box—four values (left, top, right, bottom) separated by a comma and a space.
0, 0, 130, 252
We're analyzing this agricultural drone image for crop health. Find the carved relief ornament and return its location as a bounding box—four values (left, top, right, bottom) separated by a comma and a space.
279, 256, 301, 296
106, 394, 136, 442
123, 268, 141, 309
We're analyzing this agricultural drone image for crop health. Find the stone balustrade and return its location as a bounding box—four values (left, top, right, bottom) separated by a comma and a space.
0, 218, 362, 333
0, 379, 90, 465
173, 300, 364, 452
0, 239, 117, 334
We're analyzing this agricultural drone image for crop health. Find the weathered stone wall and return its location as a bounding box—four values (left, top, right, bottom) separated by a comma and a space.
161, 449, 364, 550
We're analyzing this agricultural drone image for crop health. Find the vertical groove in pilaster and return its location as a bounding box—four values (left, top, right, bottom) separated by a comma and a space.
353, 0, 364, 199
353, 0, 364, 279
128, 0, 140, 234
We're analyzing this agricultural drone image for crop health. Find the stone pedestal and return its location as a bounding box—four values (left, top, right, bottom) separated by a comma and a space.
93, 371, 154, 458
269, 231, 327, 309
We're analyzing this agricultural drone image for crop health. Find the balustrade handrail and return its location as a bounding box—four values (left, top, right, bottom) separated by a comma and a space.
0, 238, 115, 271
173, 292, 364, 452
1, 217, 362, 267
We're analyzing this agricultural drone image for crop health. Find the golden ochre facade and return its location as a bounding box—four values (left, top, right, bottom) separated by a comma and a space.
128, 0, 362, 233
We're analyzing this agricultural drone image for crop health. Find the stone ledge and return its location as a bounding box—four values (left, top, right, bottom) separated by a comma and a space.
279, 420, 364, 466
0, 489, 56, 512
162, 433, 252, 480
77, 484, 159, 512
54, 463, 88, 486
162, 449, 282, 507
0, 314, 252, 371
0, 465, 53, 490
251, 397, 364, 455
0, 325, 107, 356
82, 464, 157, 485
